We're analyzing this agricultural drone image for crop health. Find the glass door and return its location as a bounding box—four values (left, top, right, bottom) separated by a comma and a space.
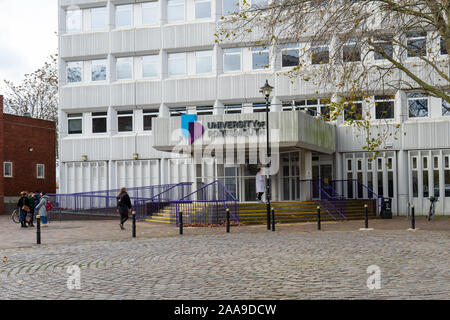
280, 152, 300, 201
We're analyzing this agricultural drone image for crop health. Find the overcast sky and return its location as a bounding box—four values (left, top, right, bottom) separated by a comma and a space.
0, 0, 57, 85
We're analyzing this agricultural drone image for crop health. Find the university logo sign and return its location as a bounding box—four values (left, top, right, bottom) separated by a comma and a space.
181, 114, 204, 144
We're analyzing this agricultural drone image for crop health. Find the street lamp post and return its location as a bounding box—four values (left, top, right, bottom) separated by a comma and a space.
260, 80, 274, 231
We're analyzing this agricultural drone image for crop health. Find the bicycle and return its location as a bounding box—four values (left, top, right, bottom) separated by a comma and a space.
11, 209, 20, 224
428, 197, 438, 221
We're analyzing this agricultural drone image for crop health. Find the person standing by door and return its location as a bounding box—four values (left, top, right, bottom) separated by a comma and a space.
116, 187, 132, 230
256, 168, 265, 203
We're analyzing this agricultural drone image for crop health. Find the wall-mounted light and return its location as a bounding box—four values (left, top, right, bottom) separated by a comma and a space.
133, 153, 139, 160
81, 155, 88, 162
28, 147, 34, 152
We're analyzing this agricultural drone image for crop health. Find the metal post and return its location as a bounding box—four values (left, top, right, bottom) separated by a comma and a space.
265, 94, 271, 231
364, 204, 368, 229
317, 206, 321, 230
411, 205, 415, 230
36, 215, 41, 245
226, 208, 230, 233
271, 207, 275, 232
132, 211, 136, 238
179, 210, 183, 235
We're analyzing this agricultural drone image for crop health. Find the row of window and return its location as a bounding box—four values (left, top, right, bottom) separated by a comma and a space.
65, 0, 260, 32
3, 162, 45, 179
411, 155, 450, 198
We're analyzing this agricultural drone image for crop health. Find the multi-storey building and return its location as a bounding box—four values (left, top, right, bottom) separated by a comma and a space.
58, 0, 450, 215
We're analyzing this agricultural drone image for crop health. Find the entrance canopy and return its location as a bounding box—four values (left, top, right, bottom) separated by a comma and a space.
152, 111, 336, 155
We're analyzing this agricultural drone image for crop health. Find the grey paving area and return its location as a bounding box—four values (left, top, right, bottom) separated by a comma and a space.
0, 225, 449, 299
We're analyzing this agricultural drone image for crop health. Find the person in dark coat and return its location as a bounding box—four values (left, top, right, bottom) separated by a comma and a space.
17, 191, 30, 228
27, 192, 35, 227
116, 187, 132, 230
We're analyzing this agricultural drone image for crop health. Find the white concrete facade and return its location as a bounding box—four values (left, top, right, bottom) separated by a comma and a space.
58, 0, 450, 215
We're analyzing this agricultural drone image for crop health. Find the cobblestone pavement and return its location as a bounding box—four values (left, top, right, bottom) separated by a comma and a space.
0, 216, 449, 299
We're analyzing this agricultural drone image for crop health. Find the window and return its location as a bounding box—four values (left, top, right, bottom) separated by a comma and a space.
225, 104, 242, 114
195, 0, 211, 19
168, 53, 186, 76
253, 103, 267, 113
196, 106, 213, 115
251, 0, 268, 9
116, 4, 133, 28
223, 0, 239, 16
92, 112, 107, 133
117, 111, 133, 132
442, 97, 450, 116
195, 50, 213, 74
445, 155, 450, 197
37, 164, 45, 179
91, 7, 107, 31
142, 55, 159, 78
408, 93, 428, 118
343, 40, 361, 62
66, 9, 82, 33
116, 57, 133, 80
143, 109, 158, 131
434, 156, 439, 197
252, 47, 270, 70
223, 48, 241, 72
297, 100, 318, 116
441, 37, 447, 55
67, 61, 83, 83
311, 42, 329, 64
91, 59, 107, 81
142, 2, 159, 25
281, 45, 299, 67
375, 95, 395, 119
407, 32, 426, 57
68, 113, 83, 134
3, 162, 12, 177
373, 37, 393, 60
167, 0, 185, 23
170, 107, 186, 117
423, 156, 429, 197
344, 98, 363, 121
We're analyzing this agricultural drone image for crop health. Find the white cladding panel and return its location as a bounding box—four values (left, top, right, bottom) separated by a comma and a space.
110, 82, 136, 106
163, 22, 216, 50
111, 29, 135, 54
60, 85, 110, 109
60, 33, 109, 59
61, 137, 111, 162
218, 74, 275, 101
136, 81, 162, 105
163, 78, 217, 104
60, 0, 107, 8
135, 28, 162, 53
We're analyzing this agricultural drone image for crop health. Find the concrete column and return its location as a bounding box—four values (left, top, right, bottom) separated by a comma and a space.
214, 100, 224, 115
271, 96, 281, 112
300, 150, 312, 201
397, 149, 409, 216
335, 152, 343, 195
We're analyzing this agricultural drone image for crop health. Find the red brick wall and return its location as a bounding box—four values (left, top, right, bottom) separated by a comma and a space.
0, 95, 56, 211
0, 96, 4, 214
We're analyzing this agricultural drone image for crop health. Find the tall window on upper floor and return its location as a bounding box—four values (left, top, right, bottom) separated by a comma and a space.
91, 59, 107, 81
252, 47, 270, 70
373, 37, 393, 60
442, 96, 450, 116
37, 164, 45, 179
116, 4, 133, 28
167, 0, 185, 23
408, 93, 428, 118
195, 0, 211, 19
142, 55, 159, 78
91, 7, 107, 31
66, 9, 82, 33
223, 48, 241, 72
223, 0, 240, 16
116, 57, 133, 80
251, 0, 268, 9
441, 37, 448, 55
343, 98, 363, 121
168, 53, 186, 76
407, 32, 426, 57
343, 40, 361, 62
142, 1, 159, 25
67, 61, 83, 83
281, 44, 299, 67
196, 50, 213, 74
375, 95, 395, 119
68, 113, 83, 134
143, 109, 159, 130
117, 111, 133, 132
3, 162, 12, 178
311, 42, 329, 64
92, 112, 107, 133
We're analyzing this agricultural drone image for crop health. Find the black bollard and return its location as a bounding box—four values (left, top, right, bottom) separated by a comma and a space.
36, 215, 41, 245
179, 211, 183, 235
226, 208, 230, 233
271, 208, 275, 232
132, 211, 136, 238
364, 204, 369, 229
317, 206, 321, 230
411, 205, 415, 230
267, 205, 271, 230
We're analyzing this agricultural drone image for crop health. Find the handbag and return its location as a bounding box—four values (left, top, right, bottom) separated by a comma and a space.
22, 205, 30, 213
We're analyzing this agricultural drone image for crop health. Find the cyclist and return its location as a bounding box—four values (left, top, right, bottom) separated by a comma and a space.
428, 197, 438, 221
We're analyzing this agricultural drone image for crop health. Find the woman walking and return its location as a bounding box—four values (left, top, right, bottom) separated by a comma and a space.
116, 187, 132, 230
35, 192, 50, 227
27, 192, 35, 227
17, 191, 30, 228
256, 168, 265, 203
